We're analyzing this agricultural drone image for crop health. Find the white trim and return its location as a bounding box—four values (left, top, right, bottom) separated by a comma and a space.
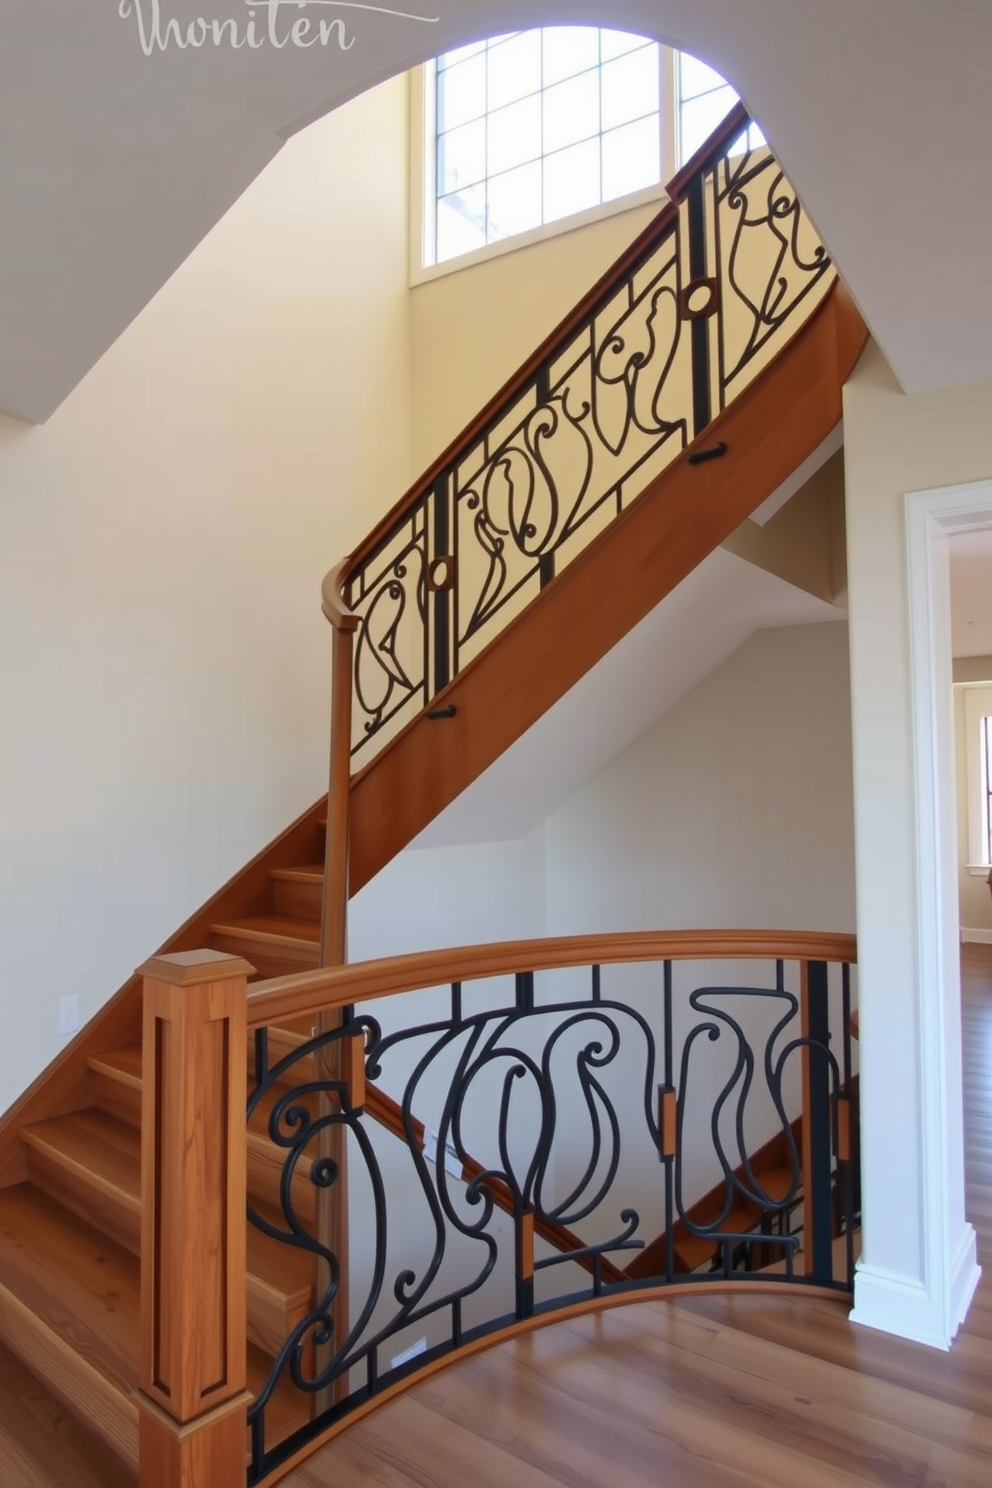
871, 477, 991, 1349
411, 37, 691, 286
410, 180, 671, 287
850, 1266, 951, 1351
951, 1223, 982, 1331
851, 1224, 980, 1349
961, 927, 992, 944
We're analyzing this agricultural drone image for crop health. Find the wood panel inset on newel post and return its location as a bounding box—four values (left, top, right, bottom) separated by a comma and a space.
137, 950, 253, 1488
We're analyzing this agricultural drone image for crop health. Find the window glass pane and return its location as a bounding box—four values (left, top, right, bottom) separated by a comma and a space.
487, 30, 541, 111
602, 115, 661, 202
543, 69, 600, 155
437, 186, 487, 262
487, 95, 542, 177
600, 29, 651, 62
679, 52, 730, 101
439, 41, 485, 71
487, 161, 543, 242
437, 52, 487, 132
544, 137, 601, 223
438, 117, 486, 195
542, 26, 600, 86
679, 84, 737, 162
601, 46, 660, 131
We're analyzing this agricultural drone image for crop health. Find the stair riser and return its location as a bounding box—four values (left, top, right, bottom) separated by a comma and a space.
24, 1147, 140, 1257
210, 932, 320, 979
248, 1133, 315, 1224
271, 876, 323, 920
91, 1071, 142, 1130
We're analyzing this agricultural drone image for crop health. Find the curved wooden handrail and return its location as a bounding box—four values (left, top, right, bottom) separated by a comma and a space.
342, 100, 751, 580
321, 559, 359, 634
246, 927, 857, 1029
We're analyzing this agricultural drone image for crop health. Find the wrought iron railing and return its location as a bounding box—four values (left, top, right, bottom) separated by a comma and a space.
243, 930, 858, 1483
341, 103, 835, 762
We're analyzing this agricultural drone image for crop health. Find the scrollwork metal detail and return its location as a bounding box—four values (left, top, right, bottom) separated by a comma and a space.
344, 110, 835, 758
247, 953, 856, 1482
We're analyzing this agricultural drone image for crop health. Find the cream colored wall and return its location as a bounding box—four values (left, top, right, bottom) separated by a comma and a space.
0, 79, 411, 1111
843, 340, 992, 1332
409, 200, 662, 475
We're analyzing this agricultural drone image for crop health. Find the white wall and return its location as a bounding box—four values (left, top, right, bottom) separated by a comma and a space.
843, 340, 988, 1346
543, 621, 856, 937
0, 78, 412, 1111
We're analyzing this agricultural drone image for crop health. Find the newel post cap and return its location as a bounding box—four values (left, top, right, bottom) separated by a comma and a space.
137, 948, 255, 987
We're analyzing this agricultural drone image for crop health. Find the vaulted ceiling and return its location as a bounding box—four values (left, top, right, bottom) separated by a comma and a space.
3, 0, 991, 422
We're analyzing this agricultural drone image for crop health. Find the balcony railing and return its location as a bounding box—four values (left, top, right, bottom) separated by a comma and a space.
335, 102, 835, 765
134, 929, 860, 1484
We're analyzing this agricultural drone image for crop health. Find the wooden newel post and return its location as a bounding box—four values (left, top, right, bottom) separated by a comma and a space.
320, 563, 358, 967
136, 949, 254, 1488
316, 565, 359, 1409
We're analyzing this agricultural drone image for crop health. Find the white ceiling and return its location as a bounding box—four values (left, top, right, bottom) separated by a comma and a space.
950, 530, 992, 660
412, 546, 840, 848
3, 0, 992, 421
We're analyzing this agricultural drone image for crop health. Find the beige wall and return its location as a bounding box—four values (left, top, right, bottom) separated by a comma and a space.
409, 200, 662, 475
0, 79, 411, 1111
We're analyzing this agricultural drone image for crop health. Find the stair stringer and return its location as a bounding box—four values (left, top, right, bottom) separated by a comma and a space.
347, 280, 869, 894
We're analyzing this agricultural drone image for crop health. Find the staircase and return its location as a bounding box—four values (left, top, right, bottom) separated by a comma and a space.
0, 105, 866, 1486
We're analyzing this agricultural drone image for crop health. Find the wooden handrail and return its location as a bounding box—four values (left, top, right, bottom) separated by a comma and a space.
246, 928, 857, 1029
321, 560, 359, 635
342, 101, 752, 579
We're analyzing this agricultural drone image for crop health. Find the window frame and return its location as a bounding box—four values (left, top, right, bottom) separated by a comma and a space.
410, 37, 686, 285
959, 682, 992, 873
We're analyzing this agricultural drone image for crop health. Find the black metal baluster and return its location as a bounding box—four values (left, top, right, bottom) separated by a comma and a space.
663, 959, 675, 1283
841, 961, 856, 1287
432, 473, 451, 696
686, 173, 712, 438
805, 960, 834, 1285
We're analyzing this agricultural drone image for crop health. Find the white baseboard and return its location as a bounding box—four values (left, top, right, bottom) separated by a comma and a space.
951, 1224, 981, 1333
849, 1266, 950, 1350
961, 927, 992, 944
849, 1224, 981, 1349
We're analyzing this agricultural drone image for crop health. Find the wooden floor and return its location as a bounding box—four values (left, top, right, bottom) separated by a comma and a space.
3, 945, 991, 1487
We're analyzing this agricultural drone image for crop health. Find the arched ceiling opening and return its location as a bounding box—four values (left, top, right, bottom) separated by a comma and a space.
3, 0, 992, 421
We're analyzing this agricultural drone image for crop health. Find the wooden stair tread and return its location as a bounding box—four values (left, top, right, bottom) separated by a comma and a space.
86, 1046, 142, 1089
269, 866, 324, 883
20, 1108, 141, 1252
745, 1163, 799, 1207
18, 1106, 313, 1352
0, 1183, 139, 1395
0, 1183, 310, 1458
210, 916, 321, 946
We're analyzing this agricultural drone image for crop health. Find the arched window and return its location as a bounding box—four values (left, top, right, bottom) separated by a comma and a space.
419, 27, 761, 270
